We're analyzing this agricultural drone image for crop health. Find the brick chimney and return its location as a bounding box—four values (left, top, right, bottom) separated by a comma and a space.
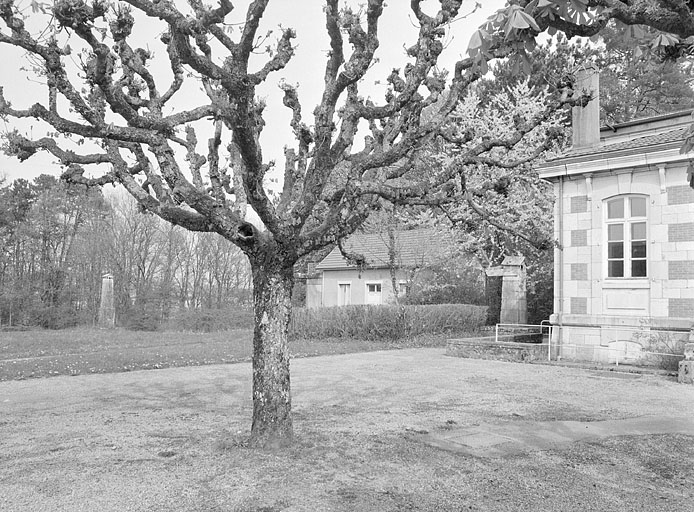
572, 64, 600, 148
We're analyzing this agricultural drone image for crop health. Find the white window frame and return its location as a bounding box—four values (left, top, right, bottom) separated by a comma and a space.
365, 281, 383, 305
337, 281, 352, 306
604, 194, 648, 280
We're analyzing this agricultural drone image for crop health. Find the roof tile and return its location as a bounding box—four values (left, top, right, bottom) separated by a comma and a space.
316, 229, 445, 270
546, 127, 686, 163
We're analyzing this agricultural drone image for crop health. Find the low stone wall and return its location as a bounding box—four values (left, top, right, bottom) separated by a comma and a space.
446, 336, 548, 363
497, 332, 544, 344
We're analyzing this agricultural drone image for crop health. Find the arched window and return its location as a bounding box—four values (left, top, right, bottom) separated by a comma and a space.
605, 195, 648, 278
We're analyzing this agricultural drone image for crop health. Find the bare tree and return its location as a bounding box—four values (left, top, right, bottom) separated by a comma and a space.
0, 0, 583, 446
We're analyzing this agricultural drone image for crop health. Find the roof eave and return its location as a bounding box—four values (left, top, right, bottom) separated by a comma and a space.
316, 263, 390, 271
600, 109, 694, 132
539, 144, 690, 180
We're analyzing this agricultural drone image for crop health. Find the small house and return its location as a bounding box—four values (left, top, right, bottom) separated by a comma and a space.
306, 229, 444, 308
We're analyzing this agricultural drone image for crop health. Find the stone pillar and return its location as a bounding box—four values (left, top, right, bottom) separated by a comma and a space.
678, 343, 694, 384
98, 273, 115, 328
487, 256, 527, 325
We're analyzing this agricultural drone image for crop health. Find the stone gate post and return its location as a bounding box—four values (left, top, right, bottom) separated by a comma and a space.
98, 273, 115, 328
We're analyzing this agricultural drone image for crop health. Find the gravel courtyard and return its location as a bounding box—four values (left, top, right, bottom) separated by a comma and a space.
1, 348, 693, 511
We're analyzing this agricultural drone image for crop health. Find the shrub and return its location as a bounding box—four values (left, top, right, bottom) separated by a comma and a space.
290, 303, 487, 341
29, 305, 80, 330
122, 308, 160, 331
403, 265, 486, 307
632, 329, 687, 371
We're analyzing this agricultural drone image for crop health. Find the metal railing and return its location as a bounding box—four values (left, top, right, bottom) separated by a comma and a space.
555, 323, 686, 367
494, 322, 686, 366
494, 323, 553, 362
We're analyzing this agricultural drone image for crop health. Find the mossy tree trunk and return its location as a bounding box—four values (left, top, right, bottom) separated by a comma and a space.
249, 258, 294, 448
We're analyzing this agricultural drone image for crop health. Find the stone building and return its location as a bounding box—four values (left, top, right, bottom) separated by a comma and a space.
539, 66, 694, 363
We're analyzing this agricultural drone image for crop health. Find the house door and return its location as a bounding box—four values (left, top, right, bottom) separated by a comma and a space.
338, 283, 351, 306
366, 283, 382, 305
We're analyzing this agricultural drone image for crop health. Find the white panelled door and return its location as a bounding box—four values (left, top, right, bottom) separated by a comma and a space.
366, 283, 382, 305
338, 283, 351, 306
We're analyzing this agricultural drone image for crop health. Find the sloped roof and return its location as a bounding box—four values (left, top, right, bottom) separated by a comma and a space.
547, 126, 686, 163
538, 110, 694, 180
501, 255, 525, 267
316, 229, 445, 270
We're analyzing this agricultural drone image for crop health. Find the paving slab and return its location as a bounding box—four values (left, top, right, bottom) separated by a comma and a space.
418, 416, 694, 458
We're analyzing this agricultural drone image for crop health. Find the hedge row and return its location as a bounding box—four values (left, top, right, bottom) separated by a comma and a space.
162, 308, 254, 332
289, 304, 487, 341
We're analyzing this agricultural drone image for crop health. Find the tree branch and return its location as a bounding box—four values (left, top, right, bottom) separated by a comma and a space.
463, 190, 546, 250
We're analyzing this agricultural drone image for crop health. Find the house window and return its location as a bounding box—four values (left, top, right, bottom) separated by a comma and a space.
337, 283, 351, 306
365, 282, 382, 305
606, 195, 647, 278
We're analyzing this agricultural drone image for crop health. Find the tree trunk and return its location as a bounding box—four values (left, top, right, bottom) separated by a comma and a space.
250, 260, 294, 448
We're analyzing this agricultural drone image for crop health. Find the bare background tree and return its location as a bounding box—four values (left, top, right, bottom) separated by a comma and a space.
0, 178, 252, 328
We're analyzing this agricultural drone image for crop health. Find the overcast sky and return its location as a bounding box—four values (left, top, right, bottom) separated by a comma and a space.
0, 0, 506, 185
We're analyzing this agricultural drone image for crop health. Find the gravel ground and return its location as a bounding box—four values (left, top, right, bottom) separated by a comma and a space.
1, 348, 693, 511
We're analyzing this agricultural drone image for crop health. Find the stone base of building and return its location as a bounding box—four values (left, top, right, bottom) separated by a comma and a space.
548, 313, 689, 366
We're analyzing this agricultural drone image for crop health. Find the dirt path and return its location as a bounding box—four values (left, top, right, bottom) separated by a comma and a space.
420, 416, 694, 457
1, 349, 693, 511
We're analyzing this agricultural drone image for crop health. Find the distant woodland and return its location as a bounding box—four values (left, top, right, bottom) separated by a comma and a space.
0, 175, 251, 329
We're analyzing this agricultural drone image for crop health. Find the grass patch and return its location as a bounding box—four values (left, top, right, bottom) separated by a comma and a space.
0, 328, 469, 381
0, 328, 253, 381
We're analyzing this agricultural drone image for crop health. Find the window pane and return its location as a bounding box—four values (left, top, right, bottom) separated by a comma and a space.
608, 224, 623, 241
632, 260, 647, 277
608, 260, 624, 277
607, 198, 624, 219
632, 241, 647, 258
630, 197, 647, 217
608, 242, 624, 259
631, 222, 646, 240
